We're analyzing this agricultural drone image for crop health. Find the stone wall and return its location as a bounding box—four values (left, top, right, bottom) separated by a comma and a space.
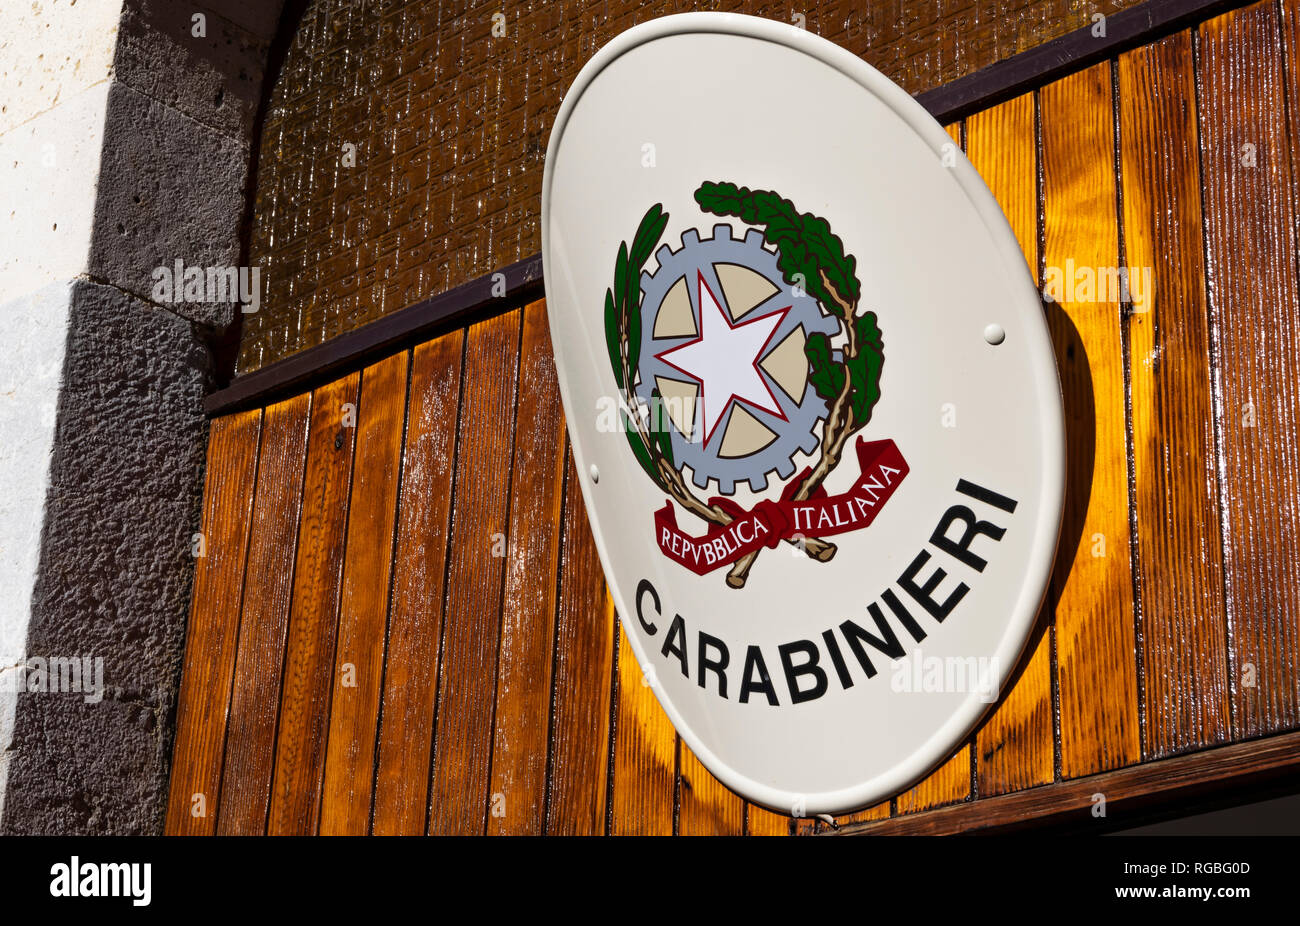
0, 0, 285, 833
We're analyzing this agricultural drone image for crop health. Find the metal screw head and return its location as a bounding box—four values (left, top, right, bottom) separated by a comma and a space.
983, 323, 1006, 346
589, 464, 599, 484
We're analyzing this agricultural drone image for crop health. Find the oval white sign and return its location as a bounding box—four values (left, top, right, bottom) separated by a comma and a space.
542, 12, 1065, 815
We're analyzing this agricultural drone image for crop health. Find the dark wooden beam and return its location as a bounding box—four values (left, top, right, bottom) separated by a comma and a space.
834, 731, 1300, 835
916, 0, 1254, 123
204, 255, 543, 416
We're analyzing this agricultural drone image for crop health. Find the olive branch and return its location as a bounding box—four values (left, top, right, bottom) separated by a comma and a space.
604, 205, 734, 536
693, 181, 885, 587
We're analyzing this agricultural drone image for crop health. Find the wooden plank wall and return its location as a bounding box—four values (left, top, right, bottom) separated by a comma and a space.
166, 1, 1300, 836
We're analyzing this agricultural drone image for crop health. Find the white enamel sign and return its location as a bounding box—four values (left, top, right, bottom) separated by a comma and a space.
541, 13, 1065, 815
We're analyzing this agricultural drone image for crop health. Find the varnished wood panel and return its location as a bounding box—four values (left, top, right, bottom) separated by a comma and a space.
1041, 62, 1142, 779
942, 121, 962, 152
1284, 0, 1300, 255
545, 453, 616, 835
895, 751, 971, 814
486, 301, 569, 835
679, 744, 743, 835
965, 93, 1056, 795
838, 801, 891, 827
966, 101, 1037, 260
371, 332, 463, 835
266, 372, 360, 835
610, 624, 677, 835
747, 804, 793, 835
319, 352, 409, 834
427, 310, 523, 835
165, 409, 261, 835
1199, 0, 1300, 738
1118, 32, 1232, 758
216, 394, 311, 835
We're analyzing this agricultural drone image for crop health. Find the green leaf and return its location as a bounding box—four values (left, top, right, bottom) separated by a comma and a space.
606, 205, 669, 392
804, 332, 845, 404
604, 288, 623, 390
625, 267, 641, 367
614, 241, 629, 320
694, 181, 860, 315
657, 428, 674, 469
648, 388, 675, 469
622, 410, 658, 483
601, 205, 676, 489
845, 312, 884, 427
631, 204, 666, 268
854, 310, 883, 354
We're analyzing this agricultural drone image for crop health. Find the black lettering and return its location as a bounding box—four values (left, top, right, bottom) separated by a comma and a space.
661, 614, 688, 677
698, 632, 730, 698
821, 629, 854, 689
930, 504, 1006, 572
739, 646, 779, 706
899, 549, 968, 621
636, 578, 660, 635
839, 604, 906, 679
881, 588, 927, 643
779, 640, 828, 704
955, 479, 1018, 514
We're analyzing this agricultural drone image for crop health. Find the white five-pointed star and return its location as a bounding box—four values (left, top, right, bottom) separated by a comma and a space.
656, 272, 789, 447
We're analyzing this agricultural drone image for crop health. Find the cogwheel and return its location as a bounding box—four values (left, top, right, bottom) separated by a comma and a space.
634, 223, 840, 496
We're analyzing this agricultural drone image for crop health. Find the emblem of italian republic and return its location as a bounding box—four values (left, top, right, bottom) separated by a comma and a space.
605, 181, 909, 589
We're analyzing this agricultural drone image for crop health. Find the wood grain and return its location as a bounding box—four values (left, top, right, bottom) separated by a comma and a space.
1199, 0, 1300, 738
164, 409, 261, 835
965, 92, 1056, 795
966, 99, 1037, 261
838, 801, 891, 827
319, 351, 409, 834
1041, 62, 1141, 779
545, 451, 616, 834
427, 310, 522, 834
610, 623, 677, 835
839, 728, 1300, 836
943, 120, 962, 150
747, 803, 792, 835
895, 750, 971, 814
1117, 31, 1232, 759
215, 393, 311, 835
1283, 0, 1300, 266
679, 744, 743, 835
266, 372, 360, 834
485, 301, 568, 835
371, 331, 464, 835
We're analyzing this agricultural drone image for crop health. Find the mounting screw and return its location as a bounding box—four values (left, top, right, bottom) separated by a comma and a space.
589, 464, 599, 484
983, 323, 1006, 346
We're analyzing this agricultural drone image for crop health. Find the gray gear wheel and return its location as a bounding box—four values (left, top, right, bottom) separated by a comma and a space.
634, 223, 840, 495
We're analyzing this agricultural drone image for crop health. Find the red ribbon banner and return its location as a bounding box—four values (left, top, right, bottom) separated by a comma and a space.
654, 438, 910, 575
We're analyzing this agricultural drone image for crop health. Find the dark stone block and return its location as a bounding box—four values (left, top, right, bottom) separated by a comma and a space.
0, 280, 210, 835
